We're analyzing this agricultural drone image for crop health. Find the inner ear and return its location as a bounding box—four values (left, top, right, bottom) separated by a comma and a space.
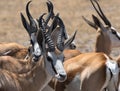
92, 15, 107, 32
92, 14, 101, 28
20, 13, 30, 35
82, 16, 98, 30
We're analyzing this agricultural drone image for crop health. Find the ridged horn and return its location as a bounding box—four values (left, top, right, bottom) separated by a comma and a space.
26, 1, 37, 33
39, 14, 55, 52
46, 0, 54, 18
56, 16, 65, 51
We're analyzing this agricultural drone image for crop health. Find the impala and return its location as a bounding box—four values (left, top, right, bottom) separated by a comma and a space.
82, 0, 120, 56
43, 0, 120, 91
0, 0, 80, 61
0, 1, 77, 91
0, 42, 28, 59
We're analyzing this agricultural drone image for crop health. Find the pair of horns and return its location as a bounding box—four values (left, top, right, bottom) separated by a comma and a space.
90, 0, 111, 27
21, 1, 38, 36
82, 0, 112, 30
39, 13, 55, 52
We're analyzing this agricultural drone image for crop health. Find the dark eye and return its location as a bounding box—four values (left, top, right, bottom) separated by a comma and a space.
111, 29, 116, 34
63, 55, 65, 59
47, 56, 53, 62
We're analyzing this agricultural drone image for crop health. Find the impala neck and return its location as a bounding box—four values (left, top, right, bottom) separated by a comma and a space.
95, 32, 111, 56
19, 56, 52, 91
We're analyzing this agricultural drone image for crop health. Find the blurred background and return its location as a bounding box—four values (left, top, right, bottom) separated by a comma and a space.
0, 0, 120, 57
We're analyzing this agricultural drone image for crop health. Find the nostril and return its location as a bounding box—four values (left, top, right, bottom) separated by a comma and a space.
59, 74, 67, 82
70, 44, 76, 49
32, 55, 40, 62
59, 74, 67, 78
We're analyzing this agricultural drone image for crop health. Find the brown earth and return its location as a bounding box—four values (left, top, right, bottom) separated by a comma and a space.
0, 0, 120, 57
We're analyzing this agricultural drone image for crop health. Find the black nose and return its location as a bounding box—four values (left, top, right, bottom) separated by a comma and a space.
32, 55, 40, 62
70, 44, 76, 49
57, 74, 67, 82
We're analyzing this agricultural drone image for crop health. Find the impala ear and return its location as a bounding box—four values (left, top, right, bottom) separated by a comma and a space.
92, 14, 107, 32
64, 31, 77, 49
90, 0, 111, 27
82, 16, 98, 30
20, 13, 30, 35
92, 14, 101, 28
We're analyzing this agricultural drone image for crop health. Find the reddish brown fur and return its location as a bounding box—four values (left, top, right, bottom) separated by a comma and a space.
54, 52, 109, 91
0, 56, 32, 74
0, 42, 28, 59
0, 55, 54, 91
63, 49, 81, 60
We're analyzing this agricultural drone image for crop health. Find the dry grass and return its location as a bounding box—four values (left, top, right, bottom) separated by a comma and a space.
0, 0, 120, 57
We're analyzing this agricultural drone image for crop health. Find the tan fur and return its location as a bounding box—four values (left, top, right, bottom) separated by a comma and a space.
0, 55, 54, 91
63, 49, 81, 60
0, 42, 28, 59
53, 52, 107, 91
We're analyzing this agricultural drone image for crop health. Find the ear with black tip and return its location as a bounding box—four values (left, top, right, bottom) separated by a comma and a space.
92, 14, 107, 31
20, 13, 30, 35
64, 31, 77, 49
92, 14, 101, 27
90, 0, 111, 27
82, 16, 98, 30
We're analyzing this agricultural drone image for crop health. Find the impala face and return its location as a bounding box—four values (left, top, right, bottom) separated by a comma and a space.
83, 0, 120, 49
47, 51, 66, 82
21, 0, 67, 82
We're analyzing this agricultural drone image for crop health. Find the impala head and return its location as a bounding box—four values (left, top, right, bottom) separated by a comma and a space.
49, 14, 76, 50
37, 0, 76, 51
20, 1, 41, 62
83, 0, 120, 48
20, 0, 75, 82
39, 14, 77, 82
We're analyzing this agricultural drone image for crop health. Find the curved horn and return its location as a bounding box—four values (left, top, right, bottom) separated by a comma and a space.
56, 16, 65, 51
48, 13, 59, 35
58, 16, 68, 40
90, 0, 111, 27
39, 14, 55, 52
56, 28, 64, 51
37, 13, 46, 47
26, 1, 33, 24
38, 13, 46, 27
46, 0, 54, 17
44, 0, 54, 26
26, 1, 37, 33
